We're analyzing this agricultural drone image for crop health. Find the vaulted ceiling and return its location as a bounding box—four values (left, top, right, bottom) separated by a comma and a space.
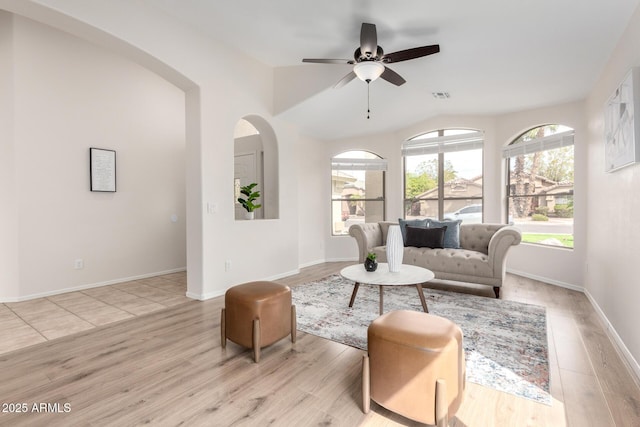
151, 1, 638, 139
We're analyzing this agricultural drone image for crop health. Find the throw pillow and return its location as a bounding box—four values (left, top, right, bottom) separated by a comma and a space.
428, 219, 462, 249
405, 225, 447, 249
398, 218, 430, 244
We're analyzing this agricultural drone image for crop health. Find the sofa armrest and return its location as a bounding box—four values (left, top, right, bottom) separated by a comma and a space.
487, 226, 522, 283
348, 223, 384, 263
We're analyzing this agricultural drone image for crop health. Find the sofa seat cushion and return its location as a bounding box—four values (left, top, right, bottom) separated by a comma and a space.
372, 246, 492, 279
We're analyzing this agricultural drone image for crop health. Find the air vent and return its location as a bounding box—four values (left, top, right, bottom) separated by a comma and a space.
432, 92, 450, 99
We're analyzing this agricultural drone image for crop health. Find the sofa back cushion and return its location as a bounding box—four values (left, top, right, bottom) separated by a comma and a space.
379, 221, 397, 245
459, 224, 505, 254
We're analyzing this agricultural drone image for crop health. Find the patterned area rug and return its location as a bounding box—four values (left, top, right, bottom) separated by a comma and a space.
291, 274, 550, 404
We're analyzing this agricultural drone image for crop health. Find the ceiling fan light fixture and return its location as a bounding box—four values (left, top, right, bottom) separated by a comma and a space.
354, 61, 385, 82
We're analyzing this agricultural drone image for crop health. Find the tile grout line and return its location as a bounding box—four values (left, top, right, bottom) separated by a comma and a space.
0, 274, 188, 357
3, 303, 50, 342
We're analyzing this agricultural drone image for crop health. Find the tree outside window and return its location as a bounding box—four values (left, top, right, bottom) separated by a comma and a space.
505, 125, 574, 248
403, 129, 484, 222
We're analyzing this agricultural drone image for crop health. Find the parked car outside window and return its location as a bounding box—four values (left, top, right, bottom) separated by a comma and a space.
444, 204, 482, 223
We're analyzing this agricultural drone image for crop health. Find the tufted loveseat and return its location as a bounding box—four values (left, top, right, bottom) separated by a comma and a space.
348, 221, 521, 298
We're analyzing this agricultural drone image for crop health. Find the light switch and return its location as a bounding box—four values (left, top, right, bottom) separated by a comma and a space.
207, 202, 218, 214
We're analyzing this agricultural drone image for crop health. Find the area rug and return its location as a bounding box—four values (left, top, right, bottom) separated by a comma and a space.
291, 274, 550, 404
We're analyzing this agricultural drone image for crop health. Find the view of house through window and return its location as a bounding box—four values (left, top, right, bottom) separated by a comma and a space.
331, 151, 386, 235
403, 129, 483, 222
504, 125, 574, 248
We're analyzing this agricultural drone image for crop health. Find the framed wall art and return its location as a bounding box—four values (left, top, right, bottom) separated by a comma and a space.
604, 68, 640, 172
90, 147, 116, 192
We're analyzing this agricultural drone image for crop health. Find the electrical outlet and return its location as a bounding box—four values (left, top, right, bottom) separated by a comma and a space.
224, 260, 231, 271
74, 259, 84, 270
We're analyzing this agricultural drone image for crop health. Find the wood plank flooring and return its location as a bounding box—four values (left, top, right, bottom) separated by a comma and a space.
0, 263, 638, 426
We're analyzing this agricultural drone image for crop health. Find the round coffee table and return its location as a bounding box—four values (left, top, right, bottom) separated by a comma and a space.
340, 263, 435, 315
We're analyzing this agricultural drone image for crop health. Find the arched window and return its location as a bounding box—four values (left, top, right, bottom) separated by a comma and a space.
403, 129, 484, 222
331, 151, 386, 235
503, 124, 574, 248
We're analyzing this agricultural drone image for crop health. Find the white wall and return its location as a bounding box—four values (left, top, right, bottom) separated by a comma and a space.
0, 15, 187, 300
0, 11, 20, 300
317, 108, 587, 289
495, 101, 587, 289
296, 133, 327, 267
0, 0, 302, 302
585, 4, 640, 377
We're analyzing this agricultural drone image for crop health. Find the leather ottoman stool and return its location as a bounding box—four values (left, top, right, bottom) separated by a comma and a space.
221, 281, 296, 362
362, 310, 465, 427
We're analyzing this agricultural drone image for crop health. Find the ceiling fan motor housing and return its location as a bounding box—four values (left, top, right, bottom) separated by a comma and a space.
355, 46, 384, 62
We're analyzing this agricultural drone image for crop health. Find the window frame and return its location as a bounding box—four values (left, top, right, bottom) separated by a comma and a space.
330, 151, 387, 236
403, 129, 484, 221
504, 125, 575, 249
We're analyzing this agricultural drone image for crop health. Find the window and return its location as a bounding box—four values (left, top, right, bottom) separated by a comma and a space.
331, 151, 386, 235
403, 129, 483, 223
503, 125, 574, 248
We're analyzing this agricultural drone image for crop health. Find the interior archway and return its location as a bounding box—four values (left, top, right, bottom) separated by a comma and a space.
234, 115, 279, 220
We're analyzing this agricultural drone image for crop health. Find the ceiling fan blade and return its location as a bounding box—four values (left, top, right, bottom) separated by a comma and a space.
334, 71, 357, 89
380, 66, 406, 86
382, 44, 440, 63
360, 23, 378, 58
303, 58, 354, 64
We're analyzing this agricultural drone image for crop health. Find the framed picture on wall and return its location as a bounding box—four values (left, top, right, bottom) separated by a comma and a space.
90, 147, 116, 192
604, 68, 640, 172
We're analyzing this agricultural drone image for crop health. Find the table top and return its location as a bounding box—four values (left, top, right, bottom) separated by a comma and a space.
340, 263, 435, 286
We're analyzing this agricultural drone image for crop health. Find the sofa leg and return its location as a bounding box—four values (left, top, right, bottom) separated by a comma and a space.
493, 287, 500, 299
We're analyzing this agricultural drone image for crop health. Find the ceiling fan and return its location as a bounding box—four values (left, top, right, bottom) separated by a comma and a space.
302, 22, 440, 89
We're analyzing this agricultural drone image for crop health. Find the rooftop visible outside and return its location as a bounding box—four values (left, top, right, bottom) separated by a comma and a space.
507, 125, 574, 249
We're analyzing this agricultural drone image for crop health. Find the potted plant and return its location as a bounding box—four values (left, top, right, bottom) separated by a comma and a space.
364, 252, 378, 272
237, 183, 262, 220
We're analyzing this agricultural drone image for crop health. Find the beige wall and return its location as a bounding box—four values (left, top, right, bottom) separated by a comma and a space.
1, 0, 302, 302
585, 4, 640, 378
0, 12, 19, 299
1, 14, 187, 300
495, 101, 586, 289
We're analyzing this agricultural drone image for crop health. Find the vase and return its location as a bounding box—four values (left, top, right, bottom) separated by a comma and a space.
364, 258, 378, 272
245, 211, 255, 220
386, 224, 404, 273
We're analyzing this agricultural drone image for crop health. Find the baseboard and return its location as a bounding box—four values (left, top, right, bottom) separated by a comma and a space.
506, 268, 584, 292
324, 256, 358, 263
186, 289, 225, 301
3, 268, 187, 303
583, 289, 640, 388
508, 268, 640, 388
188, 268, 302, 302
298, 259, 326, 269
264, 268, 301, 281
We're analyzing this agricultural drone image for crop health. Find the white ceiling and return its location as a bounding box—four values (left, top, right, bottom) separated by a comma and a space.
147, 0, 639, 140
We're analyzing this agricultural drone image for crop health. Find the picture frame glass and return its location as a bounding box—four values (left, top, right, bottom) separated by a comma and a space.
90, 148, 116, 192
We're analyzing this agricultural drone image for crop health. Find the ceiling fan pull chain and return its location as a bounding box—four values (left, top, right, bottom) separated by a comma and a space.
367, 80, 371, 119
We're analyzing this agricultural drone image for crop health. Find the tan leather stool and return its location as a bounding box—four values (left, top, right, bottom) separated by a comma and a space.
221, 281, 296, 362
362, 310, 465, 426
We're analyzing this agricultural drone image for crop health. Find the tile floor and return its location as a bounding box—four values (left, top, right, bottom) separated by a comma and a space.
0, 272, 188, 355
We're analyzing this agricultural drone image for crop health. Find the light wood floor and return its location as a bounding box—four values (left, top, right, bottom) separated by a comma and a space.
0, 263, 638, 426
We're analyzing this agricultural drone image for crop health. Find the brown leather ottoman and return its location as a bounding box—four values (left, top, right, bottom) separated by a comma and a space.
362, 310, 465, 426
221, 281, 296, 362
